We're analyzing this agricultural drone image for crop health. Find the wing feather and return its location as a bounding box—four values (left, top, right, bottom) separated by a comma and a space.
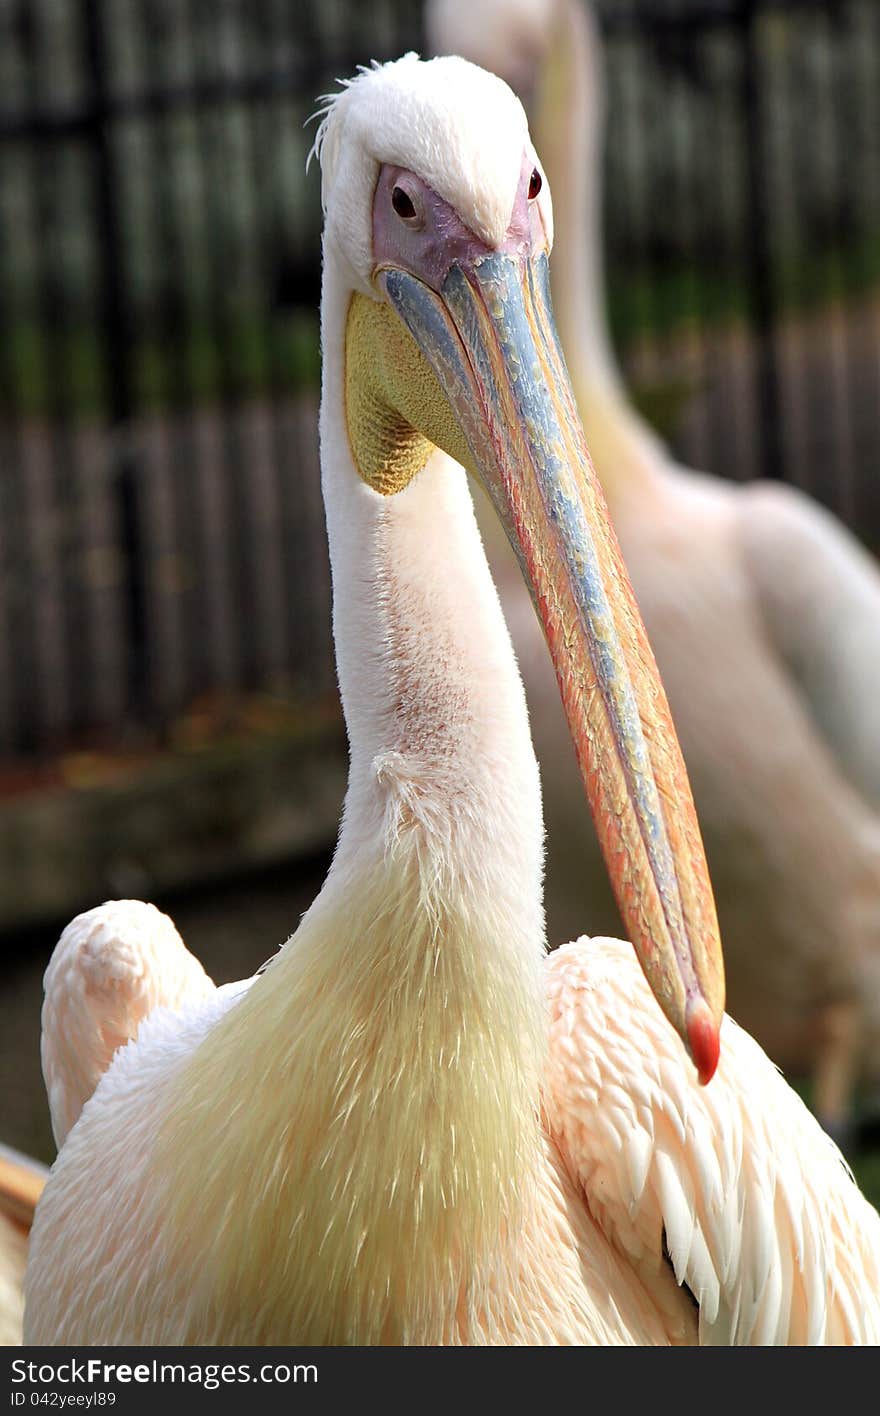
41, 900, 216, 1148
544, 938, 880, 1344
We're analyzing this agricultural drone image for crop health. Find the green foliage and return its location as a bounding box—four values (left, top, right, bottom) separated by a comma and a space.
607, 231, 880, 347
0, 311, 321, 420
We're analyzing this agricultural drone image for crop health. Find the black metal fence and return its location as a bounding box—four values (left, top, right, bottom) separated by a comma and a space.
0, 0, 878, 757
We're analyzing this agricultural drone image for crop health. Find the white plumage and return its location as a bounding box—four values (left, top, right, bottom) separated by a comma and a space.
42, 902, 216, 1148
545, 942, 878, 1344
24, 53, 880, 1346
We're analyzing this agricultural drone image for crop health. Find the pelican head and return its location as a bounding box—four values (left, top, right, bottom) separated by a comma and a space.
314, 54, 724, 1081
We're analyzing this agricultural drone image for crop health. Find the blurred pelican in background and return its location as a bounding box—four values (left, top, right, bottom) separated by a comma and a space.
428, 0, 880, 1143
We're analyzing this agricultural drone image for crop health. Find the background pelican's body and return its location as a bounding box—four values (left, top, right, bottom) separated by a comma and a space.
25, 55, 880, 1345
428, 0, 880, 1122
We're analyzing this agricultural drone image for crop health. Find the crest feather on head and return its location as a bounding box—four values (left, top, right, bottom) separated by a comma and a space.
309, 53, 541, 292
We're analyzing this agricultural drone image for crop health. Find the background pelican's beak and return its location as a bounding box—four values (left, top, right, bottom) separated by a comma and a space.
381, 246, 724, 1083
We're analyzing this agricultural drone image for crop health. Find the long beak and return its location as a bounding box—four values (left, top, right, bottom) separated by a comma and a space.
381, 251, 724, 1082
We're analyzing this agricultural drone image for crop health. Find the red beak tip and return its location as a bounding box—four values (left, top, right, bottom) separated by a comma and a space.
686, 998, 721, 1086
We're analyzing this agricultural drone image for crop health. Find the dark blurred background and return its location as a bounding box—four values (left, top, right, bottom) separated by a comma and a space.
1, 0, 879, 1166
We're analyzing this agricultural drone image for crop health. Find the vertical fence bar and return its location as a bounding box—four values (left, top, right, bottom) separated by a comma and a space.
19, 3, 88, 748
0, 138, 39, 755
740, 0, 783, 482
79, 0, 148, 725
699, 21, 750, 482
242, 2, 303, 694
188, 0, 256, 696
217, 4, 280, 696
669, 3, 712, 472
820, 0, 857, 528
788, 3, 840, 511
273, 0, 337, 699
821, 0, 855, 532
608, 24, 661, 418
135, 1, 211, 716
854, 0, 880, 545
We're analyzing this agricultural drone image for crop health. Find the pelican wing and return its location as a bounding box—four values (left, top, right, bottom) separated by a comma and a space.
42, 900, 216, 1149
544, 939, 880, 1345
738, 481, 880, 811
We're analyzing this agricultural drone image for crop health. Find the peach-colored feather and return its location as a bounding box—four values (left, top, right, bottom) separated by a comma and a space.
544, 940, 880, 1343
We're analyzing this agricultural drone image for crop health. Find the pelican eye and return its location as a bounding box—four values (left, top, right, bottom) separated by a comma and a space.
392, 185, 418, 221
528, 168, 542, 200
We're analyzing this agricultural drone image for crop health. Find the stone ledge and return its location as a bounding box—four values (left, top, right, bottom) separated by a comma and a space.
0, 717, 347, 934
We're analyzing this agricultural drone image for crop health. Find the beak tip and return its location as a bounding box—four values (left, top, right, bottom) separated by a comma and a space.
686, 996, 721, 1086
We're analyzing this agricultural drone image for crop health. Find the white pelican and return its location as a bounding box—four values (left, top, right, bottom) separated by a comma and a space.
25, 55, 880, 1346
428, 0, 880, 1141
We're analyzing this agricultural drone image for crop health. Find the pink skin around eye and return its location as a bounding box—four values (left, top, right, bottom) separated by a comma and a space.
371, 151, 548, 292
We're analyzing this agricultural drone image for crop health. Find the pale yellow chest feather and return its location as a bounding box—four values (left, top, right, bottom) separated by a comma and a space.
156, 857, 547, 1344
